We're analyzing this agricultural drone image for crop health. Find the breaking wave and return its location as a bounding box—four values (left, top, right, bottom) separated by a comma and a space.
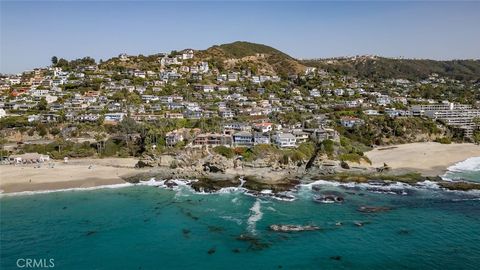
0, 183, 134, 197
247, 200, 263, 234
446, 157, 480, 173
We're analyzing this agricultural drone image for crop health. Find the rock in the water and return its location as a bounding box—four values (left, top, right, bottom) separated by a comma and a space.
354, 221, 364, 227
313, 194, 344, 204
357, 206, 391, 213
269, 224, 320, 232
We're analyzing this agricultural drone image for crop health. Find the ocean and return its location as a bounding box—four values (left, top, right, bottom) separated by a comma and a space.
1, 159, 479, 270
442, 157, 480, 182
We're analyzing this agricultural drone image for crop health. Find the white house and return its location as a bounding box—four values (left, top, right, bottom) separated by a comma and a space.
253, 122, 273, 133
104, 113, 126, 123
182, 49, 194, 60
340, 116, 364, 128
273, 133, 296, 148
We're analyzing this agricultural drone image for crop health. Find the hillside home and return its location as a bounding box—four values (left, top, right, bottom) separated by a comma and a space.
193, 133, 232, 147
233, 131, 254, 146
253, 132, 270, 145
273, 133, 296, 148
340, 116, 364, 128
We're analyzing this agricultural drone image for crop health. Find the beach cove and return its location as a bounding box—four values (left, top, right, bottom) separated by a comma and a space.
1, 142, 479, 195
1, 142, 480, 269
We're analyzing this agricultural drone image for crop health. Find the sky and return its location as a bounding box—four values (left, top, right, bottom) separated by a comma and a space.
1, 0, 479, 74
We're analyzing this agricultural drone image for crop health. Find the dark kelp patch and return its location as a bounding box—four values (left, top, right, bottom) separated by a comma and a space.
236, 234, 271, 251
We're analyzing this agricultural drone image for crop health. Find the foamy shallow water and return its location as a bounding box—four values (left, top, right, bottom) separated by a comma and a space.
443, 156, 480, 182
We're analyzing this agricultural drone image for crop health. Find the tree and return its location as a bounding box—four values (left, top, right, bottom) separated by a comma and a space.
94, 133, 107, 155
56, 58, 69, 69
51, 56, 58, 65
37, 97, 48, 111
37, 123, 48, 138
474, 131, 480, 145
473, 117, 480, 127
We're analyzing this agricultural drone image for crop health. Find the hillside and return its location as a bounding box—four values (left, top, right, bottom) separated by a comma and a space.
301, 56, 480, 81
209, 41, 292, 59
197, 41, 306, 77
97, 42, 479, 81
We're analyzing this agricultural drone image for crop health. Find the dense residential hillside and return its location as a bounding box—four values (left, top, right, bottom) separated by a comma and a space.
1, 41, 480, 165
301, 57, 480, 81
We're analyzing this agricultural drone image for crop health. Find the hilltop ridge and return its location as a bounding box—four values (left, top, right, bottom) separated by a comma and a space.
301, 56, 480, 81
197, 41, 306, 77
68, 41, 480, 81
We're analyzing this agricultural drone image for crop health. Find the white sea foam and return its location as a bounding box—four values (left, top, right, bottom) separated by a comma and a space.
220, 215, 243, 225
446, 157, 480, 173
267, 206, 277, 212
302, 179, 442, 194
451, 197, 480, 202
137, 178, 165, 187
238, 176, 246, 188
415, 180, 440, 189
0, 183, 134, 197
247, 200, 263, 234
442, 156, 480, 181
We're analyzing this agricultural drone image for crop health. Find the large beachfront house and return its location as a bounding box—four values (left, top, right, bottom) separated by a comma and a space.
273, 133, 297, 148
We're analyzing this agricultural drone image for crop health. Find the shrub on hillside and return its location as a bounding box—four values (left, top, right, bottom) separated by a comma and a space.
213, 146, 234, 159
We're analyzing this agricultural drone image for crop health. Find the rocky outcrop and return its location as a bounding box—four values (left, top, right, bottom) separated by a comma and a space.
202, 154, 232, 173
269, 224, 320, 232
313, 194, 344, 203
191, 176, 241, 193
242, 175, 300, 193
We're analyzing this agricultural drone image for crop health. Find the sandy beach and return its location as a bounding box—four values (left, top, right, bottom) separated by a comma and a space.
366, 142, 480, 176
0, 158, 143, 194
2, 142, 479, 194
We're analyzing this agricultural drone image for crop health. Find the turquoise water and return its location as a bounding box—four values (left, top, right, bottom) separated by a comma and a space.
1, 180, 480, 270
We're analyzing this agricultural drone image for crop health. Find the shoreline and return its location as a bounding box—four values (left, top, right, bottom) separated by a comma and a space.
1, 142, 479, 195
0, 158, 144, 194
365, 142, 480, 177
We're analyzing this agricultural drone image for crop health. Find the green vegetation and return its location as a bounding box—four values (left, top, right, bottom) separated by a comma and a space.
435, 137, 452, 144
213, 146, 235, 158
318, 172, 425, 184
202, 41, 305, 77
212, 41, 293, 59
337, 116, 442, 146
20, 140, 95, 159
438, 181, 480, 191
302, 57, 480, 81
0, 116, 29, 129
